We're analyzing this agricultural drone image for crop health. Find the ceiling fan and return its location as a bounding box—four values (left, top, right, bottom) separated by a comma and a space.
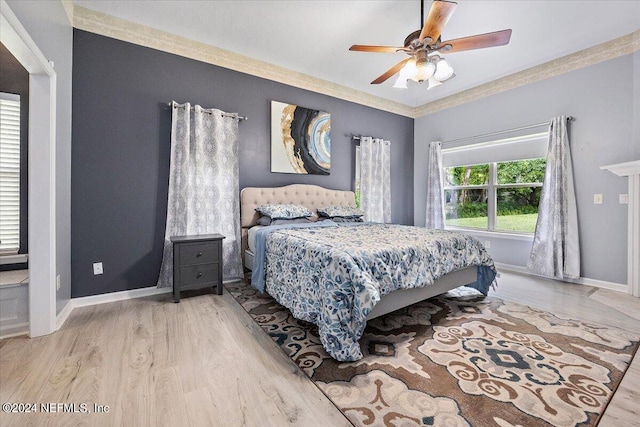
349, 0, 512, 89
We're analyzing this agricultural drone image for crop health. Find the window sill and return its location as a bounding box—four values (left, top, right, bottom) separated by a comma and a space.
0, 254, 29, 265
446, 227, 534, 242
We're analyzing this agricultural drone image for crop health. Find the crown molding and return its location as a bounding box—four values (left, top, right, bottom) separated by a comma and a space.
69, 3, 415, 118
67, 4, 638, 120
61, 0, 74, 26
414, 30, 640, 117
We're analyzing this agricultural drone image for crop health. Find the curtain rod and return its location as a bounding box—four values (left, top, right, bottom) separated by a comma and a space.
352, 136, 384, 141
167, 102, 248, 121
442, 116, 574, 146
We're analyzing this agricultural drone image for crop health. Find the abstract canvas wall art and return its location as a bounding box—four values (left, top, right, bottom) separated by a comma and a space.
271, 101, 330, 175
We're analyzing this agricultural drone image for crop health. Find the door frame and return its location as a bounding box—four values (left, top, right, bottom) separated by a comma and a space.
1, 0, 57, 337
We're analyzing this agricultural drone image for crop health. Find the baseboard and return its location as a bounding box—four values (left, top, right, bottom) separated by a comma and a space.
71, 286, 172, 309
494, 262, 629, 294
0, 322, 29, 340
52, 286, 172, 332
54, 283, 245, 330
56, 300, 75, 331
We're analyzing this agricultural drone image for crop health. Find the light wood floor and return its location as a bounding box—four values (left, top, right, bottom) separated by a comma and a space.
0, 271, 638, 427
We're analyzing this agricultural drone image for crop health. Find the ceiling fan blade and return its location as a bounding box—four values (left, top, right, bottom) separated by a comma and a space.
440, 29, 512, 53
371, 58, 412, 84
349, 45, 404, 53
419, 0, 457, 44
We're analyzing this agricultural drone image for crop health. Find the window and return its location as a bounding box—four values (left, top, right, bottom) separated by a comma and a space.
0, 93, 20, 253
442, 131, 548, 235
444, 164, 490, 230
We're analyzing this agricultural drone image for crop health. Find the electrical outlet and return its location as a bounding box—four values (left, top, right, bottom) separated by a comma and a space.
619, 194, 629, 204
93, 262, 103, 275
593, 194, 603, 204
484, 240, 491, 249
56, 274, 61, 291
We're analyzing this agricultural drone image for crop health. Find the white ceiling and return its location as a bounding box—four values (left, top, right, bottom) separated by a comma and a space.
73, 0, 640, 108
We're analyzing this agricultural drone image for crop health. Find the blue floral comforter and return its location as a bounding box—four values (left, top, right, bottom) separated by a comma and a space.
251, 222, 496, 361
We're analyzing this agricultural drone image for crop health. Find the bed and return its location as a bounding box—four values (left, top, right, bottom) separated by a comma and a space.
241, 184, 497, 361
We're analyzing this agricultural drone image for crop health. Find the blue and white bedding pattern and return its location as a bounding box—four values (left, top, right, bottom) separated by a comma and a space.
251, 222, 497, 361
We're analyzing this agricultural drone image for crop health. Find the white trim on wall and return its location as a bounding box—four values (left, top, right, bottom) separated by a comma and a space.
494, 262, 628, 294
60, 281, 240, 324
55, 297, 75, 330
415, 30, 640, 117
601, 160, 640, 297
65, 2, 413, 118
54, 287, 171, 331
0, 323, 29, 340
1, 0, 58, 337
71, 286, 172, 309
62, 1, 640, 119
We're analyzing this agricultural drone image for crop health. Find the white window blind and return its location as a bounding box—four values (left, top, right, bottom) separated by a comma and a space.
0, 93, 21, 253
442, 132, 548, 167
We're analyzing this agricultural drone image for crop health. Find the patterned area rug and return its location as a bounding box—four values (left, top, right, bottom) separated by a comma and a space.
226, 282, 639, 427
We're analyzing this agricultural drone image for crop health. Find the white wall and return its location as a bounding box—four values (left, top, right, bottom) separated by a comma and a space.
6, 0, 73, 313
415, 53, 638, 285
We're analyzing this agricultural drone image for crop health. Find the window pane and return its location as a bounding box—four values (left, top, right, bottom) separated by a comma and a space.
497, 159, 546, 184
445, 189, 488, 229
496, 187, 541, 233
444, 164, 489, 187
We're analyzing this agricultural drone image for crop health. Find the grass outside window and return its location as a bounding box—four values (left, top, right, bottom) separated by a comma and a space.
444, 159, 545, 234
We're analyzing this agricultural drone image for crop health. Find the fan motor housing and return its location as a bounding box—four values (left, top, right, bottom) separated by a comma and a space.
403, 30, 422, 47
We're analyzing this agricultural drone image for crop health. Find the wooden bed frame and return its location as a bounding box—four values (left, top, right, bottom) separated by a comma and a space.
240, 184, 477, 319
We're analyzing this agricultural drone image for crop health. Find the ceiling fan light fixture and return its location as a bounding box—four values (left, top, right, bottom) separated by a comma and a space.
391, 58, 416, 89
392, 74, 409, 89
434, 58, 454, 82
412, 59, 436, 83
400, 58, 417, 78
350, 1, 512, 88
426, 76, 442, 90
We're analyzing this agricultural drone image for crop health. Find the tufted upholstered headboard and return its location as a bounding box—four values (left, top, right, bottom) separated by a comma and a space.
240, 184, 356, 258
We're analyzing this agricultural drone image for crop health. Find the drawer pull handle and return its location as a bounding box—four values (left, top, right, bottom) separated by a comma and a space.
197, 272, 203, 278
196, 252, 203, 257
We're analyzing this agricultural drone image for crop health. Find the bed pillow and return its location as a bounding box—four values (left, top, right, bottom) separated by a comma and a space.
255, 204, 313, 220
317, 205, 364, 218
256, 216, 313, 226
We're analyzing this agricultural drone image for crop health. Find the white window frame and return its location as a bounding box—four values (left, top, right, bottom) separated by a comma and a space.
0, 92, 21, 254
444, 161, 544, 236
442, 131, 549, 239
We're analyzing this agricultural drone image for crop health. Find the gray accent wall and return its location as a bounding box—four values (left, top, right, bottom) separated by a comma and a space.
72, 30, 414, 298
7, 0, 73, 314
414, 53, 639, 285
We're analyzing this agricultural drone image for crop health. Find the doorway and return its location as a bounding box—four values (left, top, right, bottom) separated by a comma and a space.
1, 3, 57, 337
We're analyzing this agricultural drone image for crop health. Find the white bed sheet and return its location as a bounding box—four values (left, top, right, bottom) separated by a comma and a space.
247, 225, 266, 253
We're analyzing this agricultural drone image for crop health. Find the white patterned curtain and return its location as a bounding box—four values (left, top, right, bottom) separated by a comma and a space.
359, 137, 391, 223
157, 102, 243, 288
527, 116, 580, 279
425, 141, 445, 229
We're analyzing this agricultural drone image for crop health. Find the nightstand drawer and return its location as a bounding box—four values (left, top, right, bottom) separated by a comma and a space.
178, 264, 220, 287
179, 242, 220, 266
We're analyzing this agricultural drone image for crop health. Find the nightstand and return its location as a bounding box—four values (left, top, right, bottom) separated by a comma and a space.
170, 234, 224, 302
